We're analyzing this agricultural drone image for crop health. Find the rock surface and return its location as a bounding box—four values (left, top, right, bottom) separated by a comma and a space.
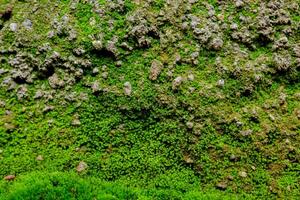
76, 161, 88, 173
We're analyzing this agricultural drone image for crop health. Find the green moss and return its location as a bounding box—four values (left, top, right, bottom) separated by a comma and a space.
0, 0, 299, 199
0, 171, 257, 200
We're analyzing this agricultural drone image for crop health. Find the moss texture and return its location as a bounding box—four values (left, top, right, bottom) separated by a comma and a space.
0, 0, 299, 199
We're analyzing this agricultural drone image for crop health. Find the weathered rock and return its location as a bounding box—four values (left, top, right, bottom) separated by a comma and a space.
172, 76, 183, 90
0, 69, 7, 75
43, 105, 54, 113
240, 129, 253, 136
17, 85, 28, 100
227, 175, 234, 181
120, 42, 133, 51
149, 60, 163, 81
216, 182, 227, 190
72, 117, 81, 126
181, 22, 189, 30
279, 93, 287, 105
106, 40, 119, 56
183, 155, 194, 164
9, 23, 18, 32
68, 29, 77, 40
231, 28, 253, 45
209, 38, 224, 50
76, 161, 88, 173
293, 45, 300, 57
74, 68, 83, 78
73, 47, 85, 56
273, 36, 288, 50
217, 79, 225, 87
194, 26, 213, 44
0, 100, 5, 107
102, 72, 108, 79
186, 122, 194, 129
295, 58, 300, 68
230, 23, 238, 30
47, 30, 55, 38
166, 70, 173, 78
229, 154, 238, 162
124, 82, 132, 96
101, 65, 107, 71
91, 81, 100, 94
190, 16, 200, 29
4, 175, 15, 181
92, 67, 99, 75
5, 110, 12, 115
189, 0, 198, 4
116, 61, 122, 67
187, 74, 194, 81
2, 77, 16, 91
48, 73, 64, 88
78, 92, 88, 101
273, 54, 291, 71
38, 43, 52, 52
269, 114, 275, 121
22, 19, 32, 29
34, 90, 44, 99
239, 171, 247, 178
189, 87, 195, 93
36, 155, 44, 161
235, 0, 244, 8
92, 40, 103, 50
11, 69, 32, 84
190, 51, 199, 60
208, 8, 215, 18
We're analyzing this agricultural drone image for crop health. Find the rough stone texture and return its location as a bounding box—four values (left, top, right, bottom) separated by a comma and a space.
149, 60, 163, 81
48, 74, 64, 89
36, 155, 44, 161
22, 19, 32, 29
216, 182, 228, 190
92, 40, 103, 50
9, 23, 17, 32
76, 161, 88, 173
209, 38, 224, 50
91, 81, 100, 94
172, 76, 183, 90
124, 82, 132, 96
4, 175, 15, 181
217, 79, 225, 87
239, 171, 248, 178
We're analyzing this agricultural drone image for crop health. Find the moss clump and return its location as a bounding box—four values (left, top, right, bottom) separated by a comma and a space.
0, 171, 252, 200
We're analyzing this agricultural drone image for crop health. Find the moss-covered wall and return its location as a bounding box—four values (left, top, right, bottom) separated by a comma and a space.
0, 0, 299, 199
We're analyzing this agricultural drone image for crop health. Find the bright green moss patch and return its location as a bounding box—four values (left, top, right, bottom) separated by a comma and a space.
0, 171, 255, 200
